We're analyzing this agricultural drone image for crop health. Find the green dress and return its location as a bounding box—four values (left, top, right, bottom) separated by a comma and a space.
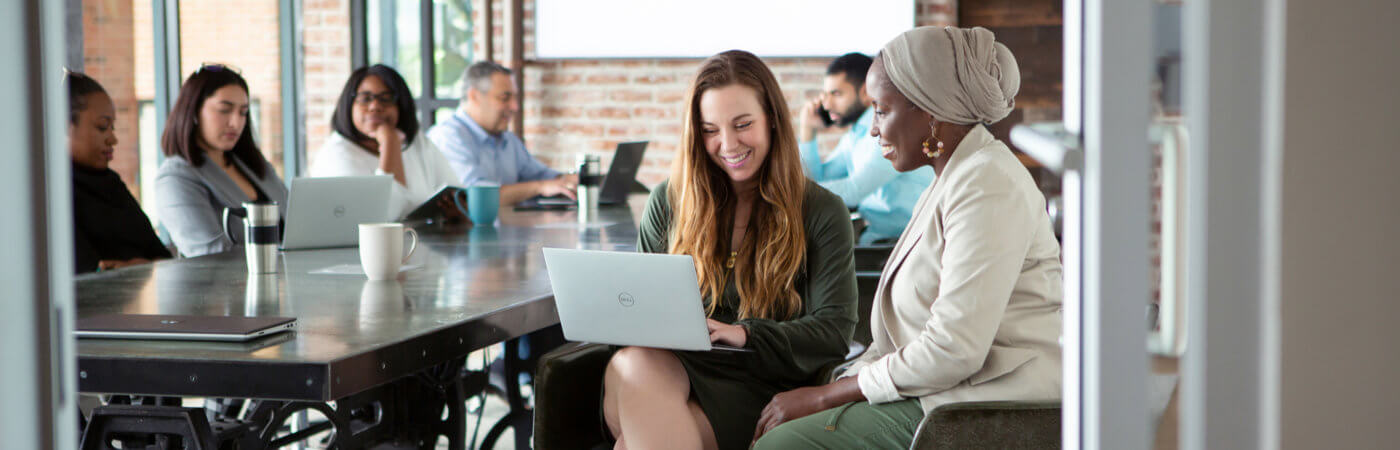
635, 179, 858, 450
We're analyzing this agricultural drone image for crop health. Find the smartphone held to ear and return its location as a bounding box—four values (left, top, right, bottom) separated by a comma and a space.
816, 104, 835, 128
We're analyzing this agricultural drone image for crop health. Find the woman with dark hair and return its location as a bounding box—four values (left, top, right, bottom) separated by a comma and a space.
156, 64, 287, 257
600, 50, 857, 450
65, 71, 170, 273
752, 27, 1063, 449
309, 64, 461, 219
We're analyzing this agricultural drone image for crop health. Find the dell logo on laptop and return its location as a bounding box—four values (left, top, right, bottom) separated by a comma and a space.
618, 292, 636, 307
333, 205, 346, 217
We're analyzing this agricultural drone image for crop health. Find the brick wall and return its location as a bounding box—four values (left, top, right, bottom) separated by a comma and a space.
111, 0, 347, 190
302, 0, 354, 165
959, 0, 1063, 160
465, 0, 958, 187
521, 59, 852, 185
82, 0, 140, 198
173, 0, 285, 177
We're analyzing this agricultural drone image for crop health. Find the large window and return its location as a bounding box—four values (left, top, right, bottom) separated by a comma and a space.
176, 0, 287, 178
363, 0, 475, 127
78, 0, 304, 232
77, 0, 151, 207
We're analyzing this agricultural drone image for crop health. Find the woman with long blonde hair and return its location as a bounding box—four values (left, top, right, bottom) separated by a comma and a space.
601, 50, 859, 450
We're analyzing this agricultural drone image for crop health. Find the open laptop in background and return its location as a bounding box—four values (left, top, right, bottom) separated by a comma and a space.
281, 175, 393, 250
76, 314, 297, 342
519, 141, 649, 209
542, 248, 752, 352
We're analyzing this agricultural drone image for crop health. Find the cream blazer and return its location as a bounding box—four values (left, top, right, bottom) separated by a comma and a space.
842, 125, 1063, 414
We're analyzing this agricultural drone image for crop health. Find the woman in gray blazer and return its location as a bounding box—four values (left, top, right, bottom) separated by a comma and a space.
156, 64, 287, 257
753, 27, 1063, 449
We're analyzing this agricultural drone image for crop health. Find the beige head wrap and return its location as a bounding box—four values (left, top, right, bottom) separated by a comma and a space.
881, 26, 1020, 125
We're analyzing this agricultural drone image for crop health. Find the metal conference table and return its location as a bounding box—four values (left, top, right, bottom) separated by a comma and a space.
75, 198, 644, 449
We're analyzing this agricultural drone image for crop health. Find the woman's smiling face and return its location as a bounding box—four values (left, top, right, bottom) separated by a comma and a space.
867, 57, 934, 172
698, 83, 771, 187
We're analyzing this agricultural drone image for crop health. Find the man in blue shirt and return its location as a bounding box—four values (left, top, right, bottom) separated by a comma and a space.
428, 61, 577, 206
798, 53, 935, 244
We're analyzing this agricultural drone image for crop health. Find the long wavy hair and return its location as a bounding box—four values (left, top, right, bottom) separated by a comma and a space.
669, 50, 808, 321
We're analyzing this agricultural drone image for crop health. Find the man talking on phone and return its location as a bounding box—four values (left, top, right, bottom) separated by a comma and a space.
798, 53, 935, 244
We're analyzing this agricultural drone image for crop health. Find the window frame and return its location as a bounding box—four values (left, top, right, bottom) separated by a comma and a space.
353, 0, 470, 129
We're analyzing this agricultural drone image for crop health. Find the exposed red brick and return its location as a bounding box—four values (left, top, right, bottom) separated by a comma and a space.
607, 125, 650, 138
632, 74, 677, 85
632, 107, 674, 120
587, 107, 632, 119
780, 72, 822, 84
560, 123, 603, 137
609, 90, 653, 103
541, 89, 604, 103
656, 123, 683, 136
590, 140, 621, 151
559, 60, 601, 69
657, 90, 687, 104
541, 106, 584, 118
539, 73, 580, 84
584, 74, 628, 84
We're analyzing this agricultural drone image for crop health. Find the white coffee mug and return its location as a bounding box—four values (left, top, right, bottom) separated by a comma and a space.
359, 223, 418, 280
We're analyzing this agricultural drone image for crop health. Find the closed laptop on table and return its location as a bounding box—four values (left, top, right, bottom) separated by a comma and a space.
76, 314, 297, 342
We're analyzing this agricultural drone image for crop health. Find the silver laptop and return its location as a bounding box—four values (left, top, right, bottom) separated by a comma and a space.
542, 248, 751, 352
281, 175, 393, 250
76, 314, 297, 342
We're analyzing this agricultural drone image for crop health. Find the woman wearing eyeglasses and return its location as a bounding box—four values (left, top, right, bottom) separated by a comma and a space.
309, 64, 462, 220
156, 64, 288, 257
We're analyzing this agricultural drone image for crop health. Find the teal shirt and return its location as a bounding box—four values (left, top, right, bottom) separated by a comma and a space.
800, 107, 935, 244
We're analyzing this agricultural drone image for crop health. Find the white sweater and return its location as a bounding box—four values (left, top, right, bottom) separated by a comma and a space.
309, 131, 461, 219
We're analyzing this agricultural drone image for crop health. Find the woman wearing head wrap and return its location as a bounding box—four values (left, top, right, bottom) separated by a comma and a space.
752, 26, 1063, 448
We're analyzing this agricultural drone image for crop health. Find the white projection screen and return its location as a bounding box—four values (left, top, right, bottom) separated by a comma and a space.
535, 0, 915, 58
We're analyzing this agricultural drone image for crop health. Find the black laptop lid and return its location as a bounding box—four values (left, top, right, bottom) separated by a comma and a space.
77, 314, 295, 335
599, 141, 648, 203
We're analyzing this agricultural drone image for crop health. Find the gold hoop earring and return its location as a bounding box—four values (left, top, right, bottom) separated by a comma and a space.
923, 132, 943, 159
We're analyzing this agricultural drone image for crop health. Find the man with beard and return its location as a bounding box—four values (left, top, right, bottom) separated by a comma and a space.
799, 53, 935, 244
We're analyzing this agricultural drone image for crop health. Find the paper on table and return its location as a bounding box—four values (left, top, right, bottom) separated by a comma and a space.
310, 263, 423, 276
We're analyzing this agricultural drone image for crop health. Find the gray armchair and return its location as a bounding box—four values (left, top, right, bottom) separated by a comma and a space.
912, 401, 1061, 449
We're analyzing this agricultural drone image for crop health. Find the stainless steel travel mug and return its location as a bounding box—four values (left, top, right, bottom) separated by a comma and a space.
242, 202, 280, 273
576, 154, 602, 224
